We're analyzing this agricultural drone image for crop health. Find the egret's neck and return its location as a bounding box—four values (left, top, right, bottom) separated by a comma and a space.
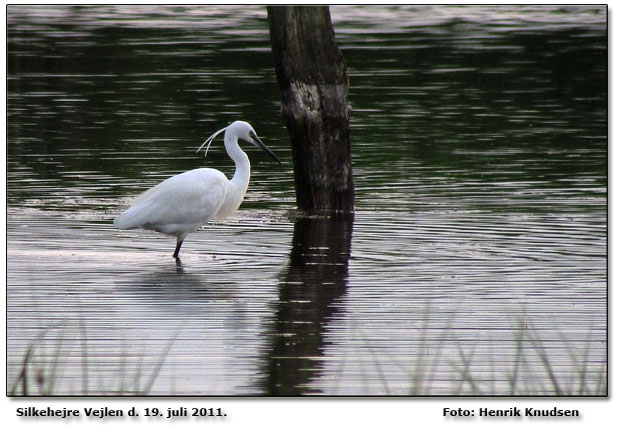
212, 130, 251, 221
224, 133, 250, 186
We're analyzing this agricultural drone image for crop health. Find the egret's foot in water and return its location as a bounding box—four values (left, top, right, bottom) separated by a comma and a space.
173, 239, 184, 259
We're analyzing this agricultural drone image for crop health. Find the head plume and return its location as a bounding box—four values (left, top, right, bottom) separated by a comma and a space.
196, 124, 230, 158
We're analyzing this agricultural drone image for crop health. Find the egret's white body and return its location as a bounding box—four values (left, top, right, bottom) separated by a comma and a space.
114, 120, 280, 259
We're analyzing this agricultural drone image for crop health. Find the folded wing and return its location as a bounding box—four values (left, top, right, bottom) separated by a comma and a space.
114, 168, 228, 237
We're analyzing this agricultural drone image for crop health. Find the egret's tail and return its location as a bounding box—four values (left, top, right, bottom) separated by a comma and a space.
114, 208, 142, 230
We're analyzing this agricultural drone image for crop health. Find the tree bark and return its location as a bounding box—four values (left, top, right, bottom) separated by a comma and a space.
267, 6, 354, 214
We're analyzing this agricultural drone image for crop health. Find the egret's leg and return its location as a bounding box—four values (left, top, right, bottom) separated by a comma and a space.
173, 237, 184, 259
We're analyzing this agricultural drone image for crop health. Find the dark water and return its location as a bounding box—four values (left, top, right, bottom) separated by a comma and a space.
6, 5, 607, 395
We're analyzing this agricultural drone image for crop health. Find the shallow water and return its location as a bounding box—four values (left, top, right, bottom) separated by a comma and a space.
6, 5, 607, 395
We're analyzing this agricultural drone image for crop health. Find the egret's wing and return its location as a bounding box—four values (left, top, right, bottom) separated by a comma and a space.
114, 168, 228, 234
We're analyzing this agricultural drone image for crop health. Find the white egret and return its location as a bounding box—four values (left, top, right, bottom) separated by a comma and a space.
114, 120, 281, 259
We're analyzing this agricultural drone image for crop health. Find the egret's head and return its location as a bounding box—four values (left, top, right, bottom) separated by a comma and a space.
198, 120, 281, 165
229, 121, 259, 145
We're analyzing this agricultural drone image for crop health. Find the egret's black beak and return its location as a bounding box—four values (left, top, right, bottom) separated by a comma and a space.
251, 133, 281, 165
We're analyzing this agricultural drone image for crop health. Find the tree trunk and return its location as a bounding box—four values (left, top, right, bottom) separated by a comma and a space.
267, 6, 354, 214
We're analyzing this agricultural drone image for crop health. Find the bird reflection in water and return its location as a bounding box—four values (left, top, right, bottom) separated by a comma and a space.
261, 214, 354, 395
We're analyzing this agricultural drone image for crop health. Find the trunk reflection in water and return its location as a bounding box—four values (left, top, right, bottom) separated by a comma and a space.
262, 215, 353, 395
